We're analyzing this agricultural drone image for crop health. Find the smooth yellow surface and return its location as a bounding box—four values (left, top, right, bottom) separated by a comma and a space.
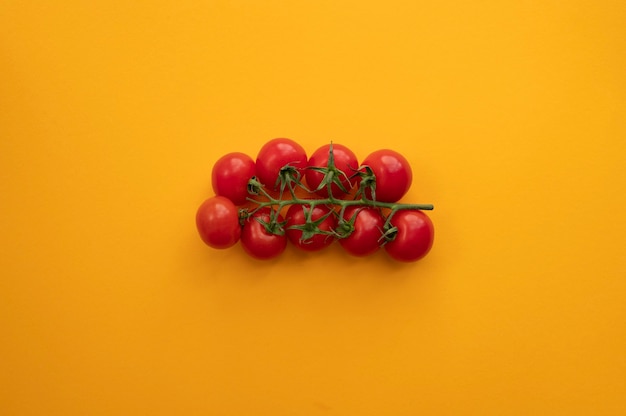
1, 1, 625, 415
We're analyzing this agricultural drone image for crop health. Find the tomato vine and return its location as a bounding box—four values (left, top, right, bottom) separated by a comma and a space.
196, 139, 435, 262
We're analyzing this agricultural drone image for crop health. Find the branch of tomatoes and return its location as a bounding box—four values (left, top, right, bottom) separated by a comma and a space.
197, 138, 435, 262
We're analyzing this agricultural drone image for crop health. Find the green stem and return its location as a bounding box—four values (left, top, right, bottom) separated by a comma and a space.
247, 194, 433, 212
241, 144, 434, 241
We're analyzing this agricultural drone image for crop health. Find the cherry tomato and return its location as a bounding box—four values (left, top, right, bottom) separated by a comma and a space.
305, 143, 359, 199
361, 149, 412, 202
285, 203, 337, 251
196, 196, 241, 249
240, 209, 287, 260
255, 138, 308, 190
211, 152, 256, 206
338, 206, 385, 257
384, 210, 434, 262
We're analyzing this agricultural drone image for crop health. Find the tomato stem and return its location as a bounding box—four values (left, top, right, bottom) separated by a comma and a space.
243, 144, 433, 241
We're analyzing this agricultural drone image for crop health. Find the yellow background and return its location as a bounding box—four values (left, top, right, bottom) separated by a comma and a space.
2, 1, 625, 415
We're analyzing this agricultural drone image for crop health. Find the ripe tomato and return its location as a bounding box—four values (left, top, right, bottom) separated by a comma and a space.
384, 210, 434, 262
305, 143, 359, 199
361, 149, 412, 202
212, 152, 256, 206
338, 206, 385, 257
196, 196, 241, 249
285, 203, 337, 251
255, 138, 308, 190
240, 209, 287, 260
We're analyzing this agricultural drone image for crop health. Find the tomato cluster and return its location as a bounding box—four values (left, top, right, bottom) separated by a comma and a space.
196, 138, 434, 262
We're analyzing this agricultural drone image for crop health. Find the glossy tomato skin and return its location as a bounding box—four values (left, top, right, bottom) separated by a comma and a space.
212, 152, 256, 206
361, 149, 412, 203
255, 138, 307, 190
285, 204, 337, 251
305, 143, 359, 199
196, 196, 242, 249
240, 209, 287, 260
384, 210, 434, 262
339, 206, 385, 257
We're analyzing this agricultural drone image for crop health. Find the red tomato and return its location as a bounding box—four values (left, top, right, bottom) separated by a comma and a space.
305, 143, 359, 199
255, 138, 307, 190
384, 210, 434, 262
285, 204, 337, 251
196, 196, 241, 249
338, 206, 385, 257
240, 209, 287, 260
361, 149, 412, 202
212, 152, 256, 206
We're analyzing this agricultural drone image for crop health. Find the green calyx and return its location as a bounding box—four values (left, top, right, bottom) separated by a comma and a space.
286, 205, 336, 242
276, 164, 307, 198
353, 165, 376, 201
379, 225, 398, 245
334, 209, 358, 239
308, 143, 352, 197
255, 214, 286, 236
